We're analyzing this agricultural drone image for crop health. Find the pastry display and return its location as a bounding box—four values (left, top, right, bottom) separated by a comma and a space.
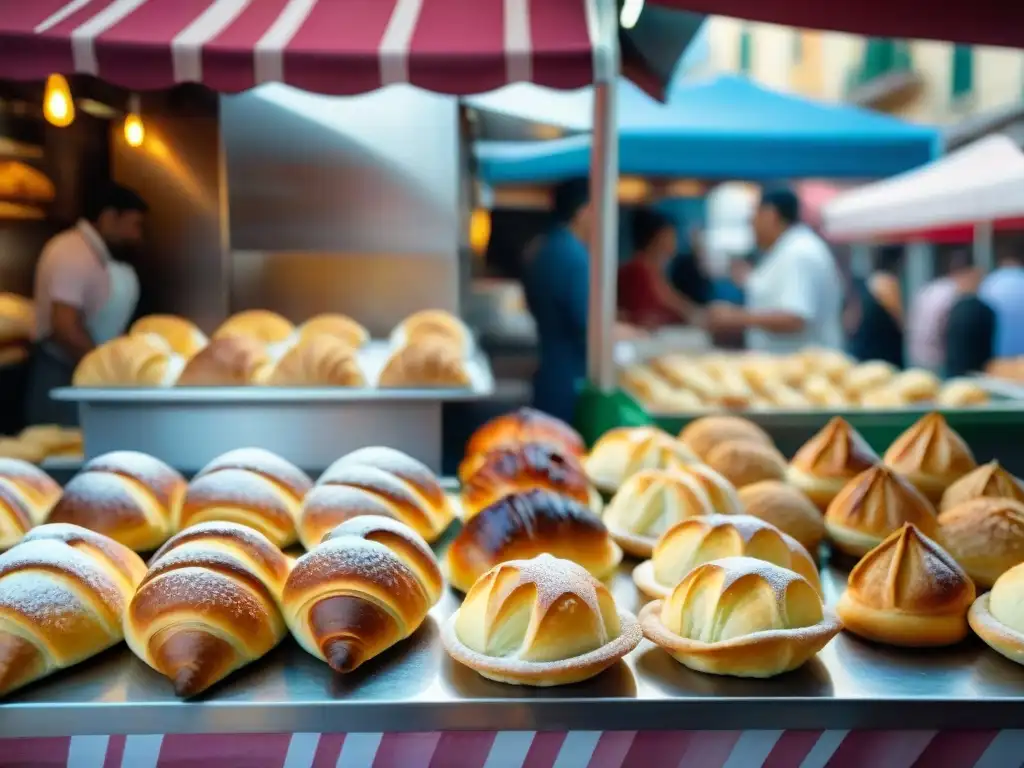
703, 440, 787, 489
802, 375, 848, 408
47, 451, 186, 552
968, 561, 1024, 666
72, 334, 174, 387
939, 460, 1024, 512
264, 334, 366, 387
937, 497, 1024, 588
213, 309, 295, 346
124, 522, 290, 697
0, 524, 147, 697
737, 481, 825, 554
836, 524, 975, 647
859, 387, 907, 409
787, 417, 880, 511
298, 313, 370, 349
285, 516, 442, 673
824, 465, 937, 558
378, 337, 471, 389
584, 426, 698, 493
443, 554, 642, 686
0, 293, 33, 350
130, 314, 208, 359
0, 459, 62, 550
392, 309, 471, 353
445, 489, 622, 593
937, 379, 990, 407
639, 556, 841, 677
842, 361, 898, 397
678, 415, 774, 460
678, 463, 743, 515
460, 408, 585, 483
175, 335, 273, 387
883, 413, 977, 504
300, 446, 454, 548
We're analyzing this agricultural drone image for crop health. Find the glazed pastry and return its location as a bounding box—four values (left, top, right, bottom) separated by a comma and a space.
47, 451, 186, 552
213, 309, 294, 345
130, 315, 207, 359
787, 417, 880, 511
939, 461, 1024, 512
889, 369, 941, 403
883, 412, 976, 504
378, 338, 471, 389
443, 554, 641, 686
175, 335, 273, 386
678, 415, 774, 460
936, 379, 989, 408
460, 408, 585, 482
639, 556, 840, 678
584, 426, 698, 493
703, 440, 787, 489
633, 514, 820, 600
842, 360, 897, 397
0, 459, 61, 550
72, 334, 173, 387
836, 524, 975, 647
300, 446, 454, 548
679, 463, 743, 515
446, 489, 622, 593
124, 522, 290, 697
968, 562, 1024, 666
298, 314, 369, 349
0, 524, 147, 697
265, 334, 366, 387
602, 469, 713, 558
937, 498, 1024, 588
737, 481, 825, 554
393, 309, 471, 353
285, 516, 442, 673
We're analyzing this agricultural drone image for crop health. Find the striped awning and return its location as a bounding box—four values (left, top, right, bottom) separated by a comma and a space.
0, 0, 604, 96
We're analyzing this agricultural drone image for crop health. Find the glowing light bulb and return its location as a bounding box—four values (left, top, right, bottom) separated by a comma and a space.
620, 0, 644, 29
124, 113, 145, 147
43, 74, 75, 128
469, 209, 491, 255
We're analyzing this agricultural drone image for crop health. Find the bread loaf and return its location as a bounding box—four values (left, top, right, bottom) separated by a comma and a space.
73, 335, 173, 387
213, 310, 294, 345
130, 315, 207, 359
459, 408, 584, 482
378, 338, 471, 388
787, 417, 879, 511
175, 335, 272, 386
298, 314, 369, 349
265, 334, 366, 387
0, 459, 61, 550
883, 412, 976, 504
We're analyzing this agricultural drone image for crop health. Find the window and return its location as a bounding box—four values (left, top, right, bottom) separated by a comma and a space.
739, 27, 752, 73
857, 38, 913, 84
951, 45, 974, 99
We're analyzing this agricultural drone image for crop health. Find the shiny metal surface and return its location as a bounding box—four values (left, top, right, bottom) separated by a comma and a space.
52, 386, 494, 404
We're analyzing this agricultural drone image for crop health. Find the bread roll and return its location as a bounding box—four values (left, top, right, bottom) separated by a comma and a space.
640, 556, 840, 678
937, 498, 1024, 588
393, 309, 471, 353
889, 368, 941, 403
298, 314, 369, 349
175, 335, 272, 386
584, 426, 698, 493
18, 425, 82, 458
603, 469, 714, 558
837, 524, 974, 647
842, 360, 897, 396
937, 379, 989, 408
0, 459, 61, 550
180, 448, 312, 548
859, 386, 907, 409
265, 334, 366, 387
0, 524, 147, 697
803, 347, 855, 383
883, 412, 976, 504
737, 481, 825, 554
940, 460, 1024, 512
214, 310, 294, 345
443, 554, 641, 686
678, 463, 743, 515
704, 440, 787, 489
460, 408, 585, 482
0, 438, 46, 464
285, 516, 442, 673
445, 489, 622, 593
649, 356, 720, 401
130, 315, 207, 359
72, 334, 172, 387
300, 446, 453, 548
378, 337, 471, 389
787, 417, 880, 511
801, 375, 848, 407
968, 562, 1024, 666
678, 415, 774, 460
47, 451, 185, 552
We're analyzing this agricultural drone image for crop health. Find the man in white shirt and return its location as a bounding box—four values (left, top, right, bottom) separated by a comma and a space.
706, 187, 843, 353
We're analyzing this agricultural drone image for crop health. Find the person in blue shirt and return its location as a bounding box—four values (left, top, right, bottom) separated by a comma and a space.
979, 244, 1024, 358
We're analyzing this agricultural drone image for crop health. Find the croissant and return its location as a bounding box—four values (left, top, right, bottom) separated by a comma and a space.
72, 334, 173, 387
284, 516, 442, 673
0, 524, 147, 697
0, 459, 62, 550
124, 522, 290, 697
298, 314, 369, 349
213, 309, 294, 345
394, 309, 471, 352
130, 314, 208, 359
459, 408, 585, 482
265, 334, 366, 387
175, 335, 272, 386
378, 338, 471, 388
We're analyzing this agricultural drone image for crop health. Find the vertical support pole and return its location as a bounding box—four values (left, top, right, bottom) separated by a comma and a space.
974, 221, 995, 273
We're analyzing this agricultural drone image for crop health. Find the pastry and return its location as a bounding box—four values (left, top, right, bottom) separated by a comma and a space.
180, 448, 312, 548
124, 522, 289, 697
703, 440, 787, 489
265, 334, 366, 387
633, 514, 820, 600
72, 334, 173, 387
802, 347, 855, 383
300, 446, 454, 548
640, 556, 840, 677
883, 413, 977, 504
836, 524, 975, 647
889, 369, 941, 403
443, 554, 641, 686
0, 524, 147, 697
445, 489, 622, 593
842, 360, 897, 396
378, 337, 471, 388
940, 461, 1024, 512
0, 293, 33, 348
298, 314, 369, 349
130, 315, 207, 359
460, 408, 585, 482
937, 498, 1024, 588
47, 451, 186, 552
761, 381, 810, 409
936, 379, 989, 408
213, 309, 294, 345
602, 468, 713, 558
175, 335, 272, 386
649, 356, 719, 401
968, 562, 1024, 666
584, 426, 698, 493
17, 425, 82, 458
679, 463, 743, 515
787, 417, 880, 511
285, 515, 442, 673
802, 375, 848, 408
737, 481, 825, 554
0, 459, 62, 550
859, 387, 907, 409
0, 438, 46, 464
393, 309, 471, 353
678, 415, 774, 460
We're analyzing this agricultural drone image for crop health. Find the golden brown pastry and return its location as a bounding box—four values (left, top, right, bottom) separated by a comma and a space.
443, 554, 641, 686
968, 561, 1024, 666
180, 448, 312, 548
378, 337, 471, 389
47, 451, 186, 552
703, 440, 787, 489
285, 515, 442, 673
803, 347, 855, 383
298, 313, 369, 349
836, 524, 975, 646
394, 309, 471, 352
446, 489, 622, 593
649, 356, 720, 401
737, 480, 825, 554
0, 459, 61, 550
640, 556, 840, 677
130, 315, 207, 359
18, 424, 82, 458
124, 522, 290, 697
937, 498, 1024, 588
584, 426, 698, 493
175, 335, 273, 386
889, 369, 941, 403
213, 309, 294, 345
0, 293, 34, 348
633, 514, 820, 600
264, 334, 366, 387
300, 446, 454, 548
460, 408, 585, 483
0, 438, 46, 464
602, 469, 713, 558
72, 334, 173, 387
883, 412, 977, 504
936, 379, 989, 408
678, 415, 774, 460
802, 375, 848, 408
842, 360, 897, 397
940, 461, 1024, 512
787, 417, 880, 511
0, 523, 147, 697
858, 386, 907, 409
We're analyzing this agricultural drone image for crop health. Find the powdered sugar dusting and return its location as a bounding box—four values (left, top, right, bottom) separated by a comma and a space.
0, 458, 54, 484
186, 469, 288, 509
83, 451, 182, 491
287, 536, 420, 602
707, 556, 805, 600
199, 448, 311, 498
323, 514, 432, 556
498, 553, 604, 618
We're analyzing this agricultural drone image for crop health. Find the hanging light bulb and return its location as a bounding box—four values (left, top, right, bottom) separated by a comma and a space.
43, 74, 75, 127
620, 0, 644, 29
124, 94, 145, 147
469, 209, 491, 256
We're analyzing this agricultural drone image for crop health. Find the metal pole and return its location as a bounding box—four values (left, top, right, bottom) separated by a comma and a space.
974, 221, 995, 273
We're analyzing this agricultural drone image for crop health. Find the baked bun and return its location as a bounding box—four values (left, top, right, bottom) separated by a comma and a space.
889, 368, 941, 403
703, 440, 787, 489
678, 463, 743, 515
175, 335, 272, 386
460, 408, 585, 482
843, 361, 897, 396
787, 417, 880, 511
394, 309, 471, 352
18, 424, 82, 458
264, 334, 366, 387
836, 524, 975, 647
124, 522, 290, 697
0, 438, 46, 464
602, 469, 714, 558
640, 556, 840, 678
298, 314, 369, 349
937, 498, 1024, 588
802, 375, 848, 408
72, 334, 173, 387
0, 524, 147, 697
300, 446, 454, 548
446, 489, 622, 593
859, 387, 907, 409
443, 554, 641, 686
937, 379, 989, 408
939, 461, 1024, 512
737, 481, 825, 554
180, 448, 312, 548
804, 347, 855, 383
284, 516, 441, 673
0, 459, 62, 550
824, 465, 937, 558
378, 338, 471, 389
883, 412, 977, 504
968, 562, 1024, 666
213, 310, 294, 345
47, 451, 186, 552
584, 427, 698, 493
130, 315, 207, 359
678, 415, 773, 460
